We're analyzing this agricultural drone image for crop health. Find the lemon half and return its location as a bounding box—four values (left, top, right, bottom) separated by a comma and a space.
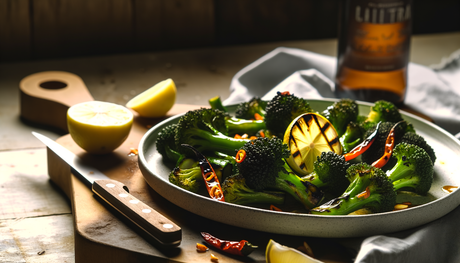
284, 113, 342, 175
266, 239, 323, 263
67, 101, 133, 154
126, 78, 176, 118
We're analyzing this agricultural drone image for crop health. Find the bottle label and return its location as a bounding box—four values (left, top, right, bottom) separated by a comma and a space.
344, 0, 412, 71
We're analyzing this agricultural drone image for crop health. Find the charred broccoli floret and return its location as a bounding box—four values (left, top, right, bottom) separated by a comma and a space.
264, 92, 313, 137
386, 143, 434, 195
311, 163, 396, 215
322, 99, 359, 137
400, 132, 436, 164
302, 151, 351, 196
156, 123, 184, 165
339, 121, 365, 153
169, 158, 203, 193
169, 154, 235, 194
237, 137, 324, 209
222, 174, 285, 205
362, 100, 403, 130
174, 108, 251, 156
234, 97, 267, 120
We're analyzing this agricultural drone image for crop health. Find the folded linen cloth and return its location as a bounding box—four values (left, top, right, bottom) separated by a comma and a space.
223, 47, 460, 262
224, 47, 460, 137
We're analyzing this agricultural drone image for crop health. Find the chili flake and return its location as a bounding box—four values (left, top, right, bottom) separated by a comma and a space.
196, 243, 208, 252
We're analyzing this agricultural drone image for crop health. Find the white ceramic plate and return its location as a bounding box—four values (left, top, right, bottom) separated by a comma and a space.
138, 99, 460, 238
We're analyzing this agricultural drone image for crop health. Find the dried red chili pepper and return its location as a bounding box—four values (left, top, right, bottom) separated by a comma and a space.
181, 144, 225, 201
200, 232, 258, 256
372, 121, 405, 168
343, 122, 381, 162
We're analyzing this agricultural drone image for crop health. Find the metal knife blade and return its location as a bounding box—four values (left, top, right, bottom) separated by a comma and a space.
32, 131, 181, 247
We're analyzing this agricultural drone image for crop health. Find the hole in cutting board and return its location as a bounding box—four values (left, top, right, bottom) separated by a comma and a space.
39, 81, 68, 90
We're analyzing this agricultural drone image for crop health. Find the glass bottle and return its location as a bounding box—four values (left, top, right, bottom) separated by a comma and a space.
335, 0, 413, 105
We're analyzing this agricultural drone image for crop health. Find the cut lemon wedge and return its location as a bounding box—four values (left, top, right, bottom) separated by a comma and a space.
266, 239, 324, 263
67, 101, 133, 154
284, 113, 342, 175
126, 78, 176, 118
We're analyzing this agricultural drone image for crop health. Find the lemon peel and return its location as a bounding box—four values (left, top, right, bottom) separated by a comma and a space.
67, 101, 133, 154
126, 78, 176, 118
284, 113, 342, 175
265, 239, 323, 263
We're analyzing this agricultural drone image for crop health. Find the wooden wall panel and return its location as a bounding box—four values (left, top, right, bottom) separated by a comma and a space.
134, 0, 215, 51
214, 0, 316, 45
1, 0, 459, 62
0, 0, 31, 61
32, 0, 133, 59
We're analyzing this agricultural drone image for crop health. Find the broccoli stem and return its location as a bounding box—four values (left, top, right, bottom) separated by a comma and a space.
312, 194, 384, 215
163, 145, 184, 165
304, 173, 327, 189
191, 128, 249, 155
340, 136, 362, 154
392, 177, 421, 192
231, 191, 285, 205
386, 162, 412, 182
274, 162, 324, 209
226, 117, 266, 136
208, 96, 228, 112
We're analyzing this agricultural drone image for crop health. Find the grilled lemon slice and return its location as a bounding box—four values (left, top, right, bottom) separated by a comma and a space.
284, 113, 342, 175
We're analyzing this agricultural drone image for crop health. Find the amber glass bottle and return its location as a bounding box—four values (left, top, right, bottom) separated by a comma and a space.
335, 0, 412, 105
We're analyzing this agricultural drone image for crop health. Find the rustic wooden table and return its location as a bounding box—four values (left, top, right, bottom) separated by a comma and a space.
1, 32, 459, 262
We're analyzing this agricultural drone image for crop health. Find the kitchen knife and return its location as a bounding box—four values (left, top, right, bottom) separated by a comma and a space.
32, 131, 181, 247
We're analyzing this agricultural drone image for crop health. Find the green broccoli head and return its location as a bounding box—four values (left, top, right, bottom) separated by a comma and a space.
365, 100, 403, 125
311, 163, 396, 215
339, 121, 365, 153
237, 137, 289, 190
400, 132, 436, 164
169, 155, 231, 194
169, 160, 203, 193
264, 92, 313, 137
303, 151, 351, 196
235, 97, 267, 119
174, 108, 249, 156
156, 123, 184, 164
222, 174, 285, 205
322, 99, 359, 137
237, 137, 323, 209
386, 142, 434, 195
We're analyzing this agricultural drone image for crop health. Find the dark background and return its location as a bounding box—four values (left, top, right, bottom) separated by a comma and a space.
1, 0, 459, 62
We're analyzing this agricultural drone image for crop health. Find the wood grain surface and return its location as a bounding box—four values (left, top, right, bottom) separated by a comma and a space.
2, 0, 458, 61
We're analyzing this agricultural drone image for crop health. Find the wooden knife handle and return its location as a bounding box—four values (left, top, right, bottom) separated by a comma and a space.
92, 179, 181, 247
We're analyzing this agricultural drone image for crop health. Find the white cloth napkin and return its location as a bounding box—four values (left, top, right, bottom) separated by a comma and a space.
223, 47, 460, 262
224, 47, 460, 137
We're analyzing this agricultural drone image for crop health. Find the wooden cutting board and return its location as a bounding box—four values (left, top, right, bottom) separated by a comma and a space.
20, 71, 352, 263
